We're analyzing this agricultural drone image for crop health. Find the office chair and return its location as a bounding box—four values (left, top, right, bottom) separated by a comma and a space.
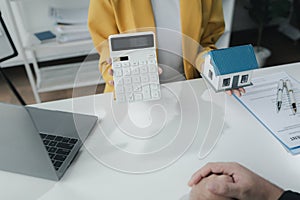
0, 11, 26, 105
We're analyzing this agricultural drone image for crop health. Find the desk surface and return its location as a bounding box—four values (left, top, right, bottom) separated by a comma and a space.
1, 62, 300, 200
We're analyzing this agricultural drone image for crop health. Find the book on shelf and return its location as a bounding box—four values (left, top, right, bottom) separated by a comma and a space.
54, 24, 88, 34
56, 32, 91, 43
32, 30, 56, 44
49, 7, 91, 43
49, 7, 88, 25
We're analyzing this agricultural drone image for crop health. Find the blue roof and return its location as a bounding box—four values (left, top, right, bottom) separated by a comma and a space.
209, 44, 258, 76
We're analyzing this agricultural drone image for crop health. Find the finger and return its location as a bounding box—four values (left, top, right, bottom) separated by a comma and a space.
217, 174, 234, 183
189, 162, 238, 186
106, 58, 112, 65
233, 89, 241, 97
206, 180, 240, 199
188, 168, 213, 186
108, 80, 114, 86
158, 67, 163, 75
205, 174, 233, 183
239, 87, 246, 94
108, 68, 114, 76
225, 90, 232, 96
188, 163, 218, 187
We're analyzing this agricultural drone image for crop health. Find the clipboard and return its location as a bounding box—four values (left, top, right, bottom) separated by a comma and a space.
235, 71, 300, 155
0, 11, 18, 63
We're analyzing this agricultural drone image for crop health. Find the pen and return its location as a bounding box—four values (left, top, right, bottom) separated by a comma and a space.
276, 79, 284, 112
285, 79, 297, 115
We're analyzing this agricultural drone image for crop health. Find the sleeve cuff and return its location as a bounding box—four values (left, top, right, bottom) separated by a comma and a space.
278, 190, 300, 200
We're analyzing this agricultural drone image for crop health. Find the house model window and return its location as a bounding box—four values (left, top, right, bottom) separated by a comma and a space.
208, 70, 213, 80
241, 74, 249, 83
222, 78, 231, 87
202, 44, 259, 92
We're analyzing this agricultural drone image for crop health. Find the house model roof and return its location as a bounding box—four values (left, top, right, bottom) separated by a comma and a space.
209, 44, 258, 76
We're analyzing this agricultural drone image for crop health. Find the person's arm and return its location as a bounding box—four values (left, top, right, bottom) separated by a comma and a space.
194, 1, 245, 96
188, 162, 284, 200
278, 190, 300, 200
194, 0, 225, 73
88, 0, 118, 92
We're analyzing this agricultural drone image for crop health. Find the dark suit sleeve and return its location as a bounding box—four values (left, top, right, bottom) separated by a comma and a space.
278, 190, 300, 200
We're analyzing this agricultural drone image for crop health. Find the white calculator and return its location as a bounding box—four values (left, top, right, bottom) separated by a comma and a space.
109, 31, 161, 103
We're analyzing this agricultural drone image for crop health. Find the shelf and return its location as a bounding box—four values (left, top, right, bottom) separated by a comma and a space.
24, 34, 96, 61
4, 0, 100, 103
25, 35, 94, 49
9, 0, 93, 60
38, 60, 104, 93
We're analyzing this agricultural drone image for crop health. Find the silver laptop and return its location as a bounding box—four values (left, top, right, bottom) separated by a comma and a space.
0, 102, 98, 180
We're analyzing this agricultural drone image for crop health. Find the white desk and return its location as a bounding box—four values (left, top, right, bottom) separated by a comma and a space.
1, 62, 300, 200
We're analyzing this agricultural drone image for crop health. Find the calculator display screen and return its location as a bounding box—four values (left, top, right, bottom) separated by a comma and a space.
111, 34, 154, 51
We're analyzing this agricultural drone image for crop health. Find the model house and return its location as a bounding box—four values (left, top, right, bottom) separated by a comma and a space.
202, 44, 258, 92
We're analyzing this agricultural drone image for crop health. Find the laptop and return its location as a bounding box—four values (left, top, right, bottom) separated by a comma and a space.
0, 102, 98, 180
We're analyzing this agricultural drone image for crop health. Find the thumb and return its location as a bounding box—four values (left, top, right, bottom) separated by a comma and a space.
206, 181, 240, 199
158, 66, 163, 75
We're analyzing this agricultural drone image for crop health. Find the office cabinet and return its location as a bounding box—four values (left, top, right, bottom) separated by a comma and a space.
2, 0, 103, 103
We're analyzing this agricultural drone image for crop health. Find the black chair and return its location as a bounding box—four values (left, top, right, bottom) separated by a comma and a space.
0, 11, 26, 105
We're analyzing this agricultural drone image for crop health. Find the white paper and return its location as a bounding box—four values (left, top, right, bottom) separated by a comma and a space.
54, 24, 88, 34
236, 71, 300, 154
56, 32, 91, 43
50, 7, 88, 24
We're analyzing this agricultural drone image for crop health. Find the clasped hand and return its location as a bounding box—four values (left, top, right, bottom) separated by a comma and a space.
188, 162, 283, 200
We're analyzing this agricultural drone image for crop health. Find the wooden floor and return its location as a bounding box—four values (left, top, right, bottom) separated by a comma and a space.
0, 66, 105, 105
0, 26, 299, 105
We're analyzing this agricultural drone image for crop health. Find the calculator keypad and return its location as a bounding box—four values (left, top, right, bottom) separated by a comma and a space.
113, 56, 161, 103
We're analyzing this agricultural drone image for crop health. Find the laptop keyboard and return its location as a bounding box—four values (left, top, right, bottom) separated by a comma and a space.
40, 133, 78, 171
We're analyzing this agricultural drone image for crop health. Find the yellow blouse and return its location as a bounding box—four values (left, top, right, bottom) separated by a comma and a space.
88, 0, 225, 93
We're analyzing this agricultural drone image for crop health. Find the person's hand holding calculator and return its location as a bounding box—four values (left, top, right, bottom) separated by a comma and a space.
108, 32, 162, 103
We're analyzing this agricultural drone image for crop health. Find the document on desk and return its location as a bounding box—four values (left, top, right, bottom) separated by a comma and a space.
235, 71, 300, 155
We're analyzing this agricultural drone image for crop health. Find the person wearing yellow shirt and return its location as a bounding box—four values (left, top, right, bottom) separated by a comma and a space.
88, 0, 244, 96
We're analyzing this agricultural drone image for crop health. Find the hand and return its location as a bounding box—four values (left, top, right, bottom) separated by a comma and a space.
189, 174, 233, 200
225, 88, 245, 97
106, 58, 114, 86
106, 58, 163, 86
188, 162, 284, 200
